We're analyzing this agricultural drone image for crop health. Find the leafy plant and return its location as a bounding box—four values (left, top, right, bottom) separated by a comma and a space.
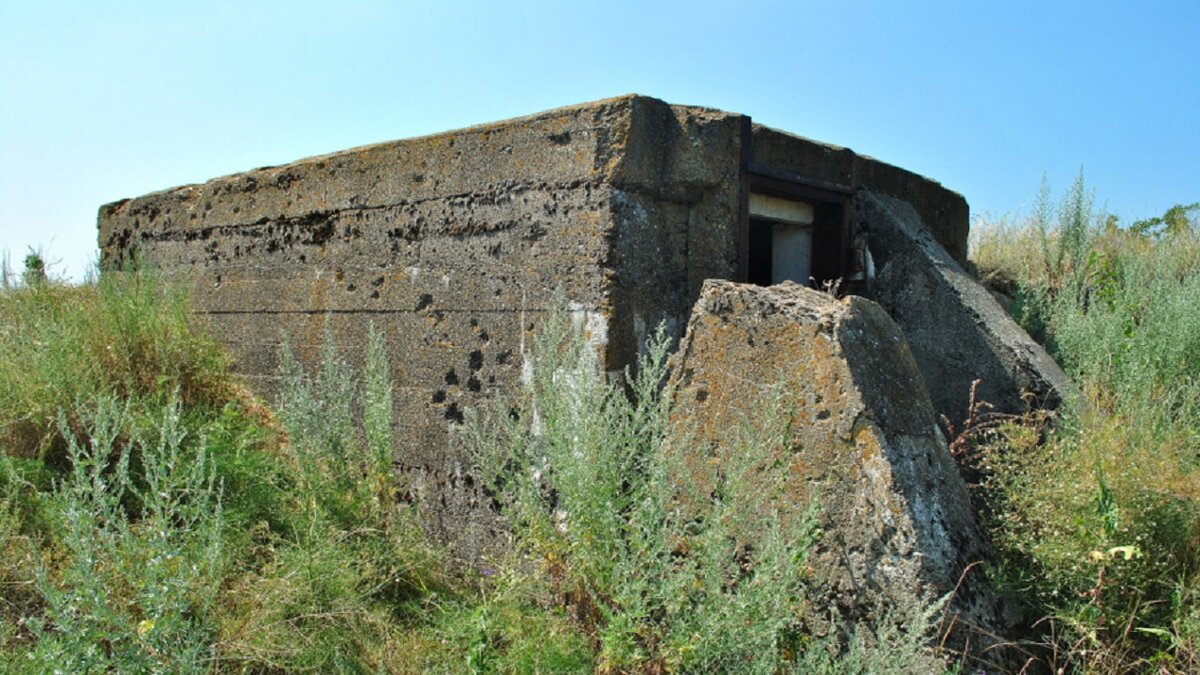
465, 308, 942, 672
972, 188, 1200, 671
26, 396, 223, 673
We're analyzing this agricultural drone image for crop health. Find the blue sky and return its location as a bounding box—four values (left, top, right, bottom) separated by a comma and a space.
2, 1, 1197, 280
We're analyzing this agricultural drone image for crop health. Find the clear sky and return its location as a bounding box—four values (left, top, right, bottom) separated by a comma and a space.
2, 0, 1197, 280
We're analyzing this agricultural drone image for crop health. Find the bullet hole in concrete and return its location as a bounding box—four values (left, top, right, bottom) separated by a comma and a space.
299, 254, 306, 263
547, 131, 571, 145
444, 403, 464, 424
415, 294, 433, 311
468, 350, 484, 371
370, 290, 380, 299
496, 350, 513, 365
696, 389, 709, 402
444, 369, 459, 386
346, 283, 356, 292
412, 173, 425, 183
467, 375, 481, 392
487, 375, 495, 384
371, 276, 385, 287
478, 330, 489, 342
431, 390, 446, 403
469, 318, 478, 328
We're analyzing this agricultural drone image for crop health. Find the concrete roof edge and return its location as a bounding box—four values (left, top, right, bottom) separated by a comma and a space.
100, 95, 658, 207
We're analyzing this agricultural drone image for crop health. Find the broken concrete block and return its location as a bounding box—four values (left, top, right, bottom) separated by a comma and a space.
859, 190, 1069, 431
668, 279, 1005, 650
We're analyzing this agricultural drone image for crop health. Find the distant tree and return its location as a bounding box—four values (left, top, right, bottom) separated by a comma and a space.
1131, 202, 1199, 237
23, 249, 47, 286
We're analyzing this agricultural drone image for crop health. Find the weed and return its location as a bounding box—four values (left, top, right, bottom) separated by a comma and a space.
467, 308, 942, 673
212, 321, 446, 672
25, 396, 223, 673
972, 191, 1200, 671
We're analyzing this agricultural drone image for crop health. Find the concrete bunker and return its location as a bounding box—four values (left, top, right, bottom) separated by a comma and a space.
96, 95, 1064, 569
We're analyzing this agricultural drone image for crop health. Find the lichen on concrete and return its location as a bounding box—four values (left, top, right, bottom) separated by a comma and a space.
666, 279, 1008, 651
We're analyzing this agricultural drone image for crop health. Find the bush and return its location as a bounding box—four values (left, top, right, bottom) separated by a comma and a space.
972, 189, 1200, 671
466, 309, 946, 673
24, 397, 223, 673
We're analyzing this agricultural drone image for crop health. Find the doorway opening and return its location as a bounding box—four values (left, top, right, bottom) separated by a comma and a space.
740, 166, 853, 288
747, 194, 813, 286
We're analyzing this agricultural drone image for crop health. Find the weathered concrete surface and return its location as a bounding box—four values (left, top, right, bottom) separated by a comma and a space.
96, 95, 975, 562
667, 280, 1007, 652
99, 96, 641, 558
752, 127, 971, 265
858, 191, 1069, 430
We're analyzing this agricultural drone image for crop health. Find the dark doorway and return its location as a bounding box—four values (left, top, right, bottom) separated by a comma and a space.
740, 165, 852, 288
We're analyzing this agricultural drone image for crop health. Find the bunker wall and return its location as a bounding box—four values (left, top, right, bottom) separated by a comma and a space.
751, 126, 970, 264
98, 97, 652, 556
602, 98, 747, 364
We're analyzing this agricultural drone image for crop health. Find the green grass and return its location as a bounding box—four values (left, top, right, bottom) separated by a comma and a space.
971, 184, 1200, 672
0, 264, 953, 672
0, 268, 451, 672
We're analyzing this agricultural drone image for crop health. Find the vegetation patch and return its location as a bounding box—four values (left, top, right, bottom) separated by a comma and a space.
972, 180, 1200, 672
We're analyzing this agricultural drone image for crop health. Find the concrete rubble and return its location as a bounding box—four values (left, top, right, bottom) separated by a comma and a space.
668, 280, 1010, 654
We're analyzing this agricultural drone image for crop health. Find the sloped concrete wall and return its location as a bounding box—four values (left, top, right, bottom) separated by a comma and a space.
858, 191, 1068, 430
667, 280, 1008, 653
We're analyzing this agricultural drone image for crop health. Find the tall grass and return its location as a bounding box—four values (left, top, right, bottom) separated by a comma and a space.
215, 324, 447, 672
0, 267, 232, 463
972, 187, 1200, 672
464, 309, 947, 673
0, 269, 450, 672
0, 258, 991, 671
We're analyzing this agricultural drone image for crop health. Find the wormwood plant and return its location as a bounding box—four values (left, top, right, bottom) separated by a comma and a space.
26, 396, 223, 673
973, 190, 1200, 671
467, 310, 824, 673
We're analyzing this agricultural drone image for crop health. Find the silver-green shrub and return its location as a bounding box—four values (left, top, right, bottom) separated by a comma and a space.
468, 310, 826, 673
27, 396, 223, 673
